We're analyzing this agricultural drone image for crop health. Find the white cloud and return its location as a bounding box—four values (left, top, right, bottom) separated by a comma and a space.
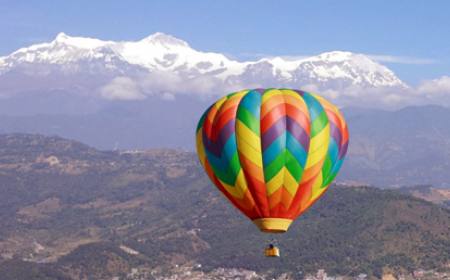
323, 86, 420, 109
99, 71, 231, 101
241, 52, 436, 65
367, 55, 436, 65
418, 76, 450, 95
302, 82, 429, 109
278, 76, 450, 109
99, 76, 146, 100
138, 71, 225, 97
97, 70, 450, 110
325, 76, 450, 108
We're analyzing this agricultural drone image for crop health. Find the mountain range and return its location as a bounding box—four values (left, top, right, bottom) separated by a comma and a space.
0, 32, 406, 103
0, 32, 449, 188
341, 105, 450, 187
1, 104, 450, 188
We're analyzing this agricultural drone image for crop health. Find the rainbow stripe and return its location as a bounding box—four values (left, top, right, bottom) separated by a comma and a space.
196, 88, 349, 223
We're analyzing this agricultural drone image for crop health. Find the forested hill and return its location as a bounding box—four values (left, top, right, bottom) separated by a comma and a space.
0, 134, 448, 279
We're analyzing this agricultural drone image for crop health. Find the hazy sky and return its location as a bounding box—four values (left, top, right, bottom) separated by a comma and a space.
1, 0, 449, 84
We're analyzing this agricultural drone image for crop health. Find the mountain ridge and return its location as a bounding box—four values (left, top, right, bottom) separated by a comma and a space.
0, 32, 406, 100
1, 103, 450, 188
0, 133, 448, 279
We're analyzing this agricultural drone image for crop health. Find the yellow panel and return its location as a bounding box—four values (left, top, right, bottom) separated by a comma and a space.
195, 131, 206, 167
304, 126, 329, 169
280, 89, 303, 100
283, 168, 299, 196
310, 171, 324, 198
282, 94, 309, 113
253, 218, 293, 233
219, 179, 244, 199
218, 169, 248, 199
308, 123, 330, 153
235, 169, 249, 194
220, 91, 247, 112
236, 136, 263, 168
305, 147, 328, 169
261, 88, 283, 101
236, 120, 261, 152
266, 168, 284, 195
311, 184, 328, 202
280, 89, 310, 114
213, 95, 227, 109
261, 91, 285, 118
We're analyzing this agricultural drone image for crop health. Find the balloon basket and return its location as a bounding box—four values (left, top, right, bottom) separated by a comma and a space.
264, 244, 280, 257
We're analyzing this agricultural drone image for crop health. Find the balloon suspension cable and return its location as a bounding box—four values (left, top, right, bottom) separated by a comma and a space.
267, 236, 278, 246
266, 236, 279, 251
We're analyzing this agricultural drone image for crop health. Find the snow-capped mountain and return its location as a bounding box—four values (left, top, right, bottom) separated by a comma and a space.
0, 32, 243, 77
0, 32, 407, 100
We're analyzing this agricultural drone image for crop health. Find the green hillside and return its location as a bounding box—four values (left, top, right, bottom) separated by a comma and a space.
0, 134, 448, 279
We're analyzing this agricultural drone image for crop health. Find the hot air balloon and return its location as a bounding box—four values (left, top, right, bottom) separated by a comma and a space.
195, 88, 349, 256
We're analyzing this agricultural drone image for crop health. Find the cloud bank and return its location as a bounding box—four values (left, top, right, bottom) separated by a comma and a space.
368, 55, 437, 65
98, 72, 450, 109
418, 76, 450, 95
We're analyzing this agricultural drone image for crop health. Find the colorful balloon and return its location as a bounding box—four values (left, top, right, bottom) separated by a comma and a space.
196, 88, 349, 233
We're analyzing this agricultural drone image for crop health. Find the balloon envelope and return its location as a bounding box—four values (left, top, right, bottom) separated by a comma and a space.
196, 89, 349, 233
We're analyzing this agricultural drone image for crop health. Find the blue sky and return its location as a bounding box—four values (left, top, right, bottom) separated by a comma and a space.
1, 0, 449, 84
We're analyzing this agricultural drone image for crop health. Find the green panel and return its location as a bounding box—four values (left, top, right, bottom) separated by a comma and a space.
310, 110, 329, 137
284, 150, 304, 182
263, 152, 285, 182
236, 107, 260, 135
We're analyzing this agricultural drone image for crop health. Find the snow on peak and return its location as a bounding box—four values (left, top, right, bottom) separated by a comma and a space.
55, 32, 69, 41
115, 32, 242, 75
0, 33, 119, 70
309, 51, 354, 62
52, 32, 111, 49
0, 32, 407, 90
259, 56, 302, 70
140, 32, 189, 47
294, 51, 407, 88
